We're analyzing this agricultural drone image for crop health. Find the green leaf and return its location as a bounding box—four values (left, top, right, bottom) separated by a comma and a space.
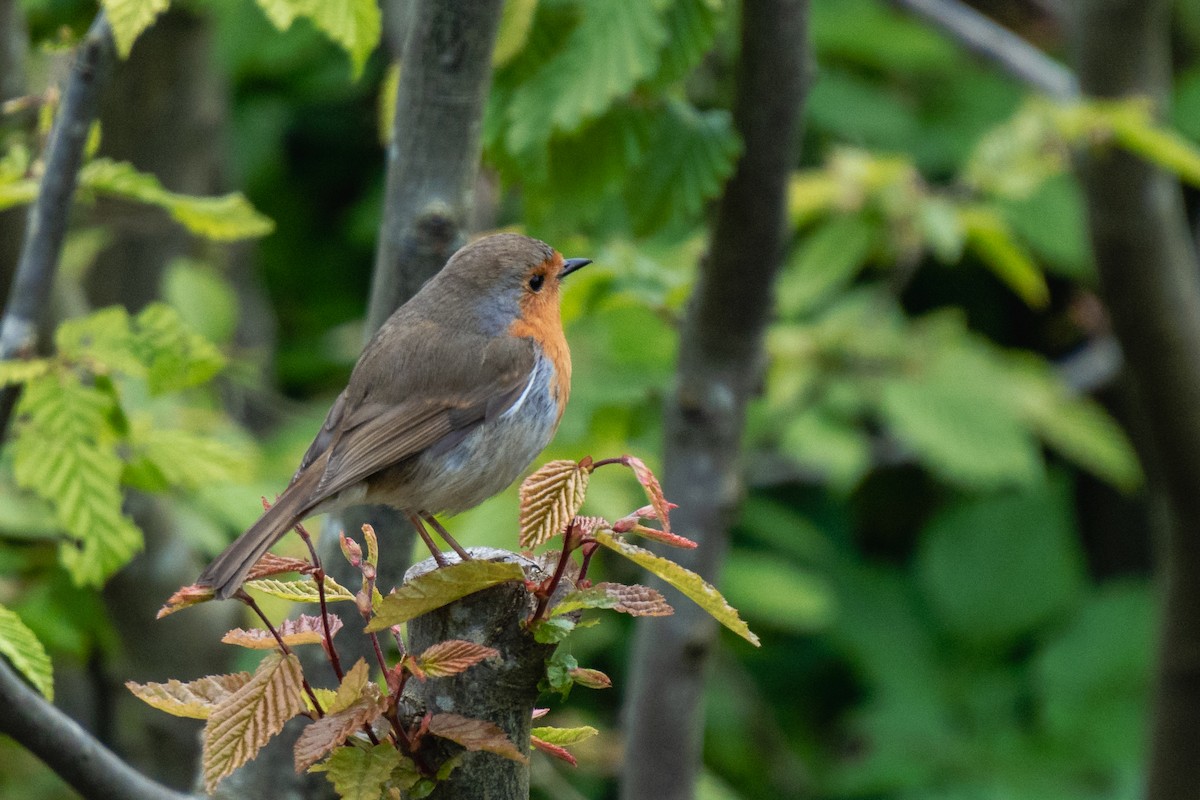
0, 178, 37, 210
299, 0, 381, 78
624, 100, 742, 235
54, 306, 142, 375
878, 344, 1043, 490
779, 214, 879, 316
1109, 103, 1200, 186
551, 582, 672, 617
129, 423, 257, 490
960, 206, 1050, 308
131, 303, 226, 392
202, 652, 307, 793
505, 0, 668, 154
101, 0, 171, 57
322, 743, 401, 800
779, 409, 872, 491
163, 260, 240, 345
543, 650, 578, 696
126, 672, 252, 720
593, 530, 759, 646
366, 561, 526, 631
531, 615, 576, 644
493, 0, 538, 67
915, 475, 1086, 647
0, 359, 52, 387
530, 725, 598, 747
80, 159, 274, 241
653, 0, 722, 86
995, 175, 1091, 280
12, 375, 143, 585
0, 604, 54, 700
244, 576, 356, 604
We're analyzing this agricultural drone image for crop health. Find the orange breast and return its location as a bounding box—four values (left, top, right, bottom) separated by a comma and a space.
509, 257, 571, 421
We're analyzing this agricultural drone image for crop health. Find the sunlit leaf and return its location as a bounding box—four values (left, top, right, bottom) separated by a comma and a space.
519, 459, 590, 548
244, 576, 356, 604
126, 673, 251, 720
416, 640, 499, 678
593, 531, 759, 646
222, 613, 343, 650
157, 584, 216, 618
101, 0, 170, 57
0, 359, 51, 387
0, 605, 53, 700
959, 206, 1049, 308
366, 561, 526, 631
202, 652, 306, 792
493, 0, 538, 67
530, 725, 599, 747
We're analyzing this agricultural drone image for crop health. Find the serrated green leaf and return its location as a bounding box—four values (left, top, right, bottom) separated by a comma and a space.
531, 615, 576, 644
624, 100, 741, 235
960, 206, 1049, 309
300, 0, 381, 78
322, 743, 400, 800
530, 725, 598, 747
101, 0, 170, 57
80, 158, 274, 241
12, 374, 143, 585
779, 214, 879, 316
131, 303, 226, 392
0, 359, 52, 387
0, 604, 53, 700
653, 0, 722, 86
505, 0, 668, 154
593, 530, 759, 646
202, 652, 306, 792
366, 561, 526, 631
54, 306, 142, 376
244, 576, 356, 604
129, 423, 257, 490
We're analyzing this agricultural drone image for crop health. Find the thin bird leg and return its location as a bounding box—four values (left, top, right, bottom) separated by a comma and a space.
421, 512, 473, 562
405, 510, 449, 568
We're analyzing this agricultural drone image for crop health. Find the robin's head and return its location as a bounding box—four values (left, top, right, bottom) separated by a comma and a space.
439, 233, 590, 334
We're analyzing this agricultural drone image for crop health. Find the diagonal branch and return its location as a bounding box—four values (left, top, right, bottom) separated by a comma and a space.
0, 657, 191, 800
890, 0, 1079, 100
0, 12, 116, 444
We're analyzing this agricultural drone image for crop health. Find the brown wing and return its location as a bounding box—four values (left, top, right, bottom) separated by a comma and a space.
297, 330, 538, 506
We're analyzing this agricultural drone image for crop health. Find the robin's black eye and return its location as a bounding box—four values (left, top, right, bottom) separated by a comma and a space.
528, 274, 545, 292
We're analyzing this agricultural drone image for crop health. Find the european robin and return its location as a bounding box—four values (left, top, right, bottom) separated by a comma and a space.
197, 233, 590, 598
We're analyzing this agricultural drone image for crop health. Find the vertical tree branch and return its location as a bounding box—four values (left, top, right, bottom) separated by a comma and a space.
620, 2, 810, 798
1070, 2, 1200, 799
0, 12, 115, 443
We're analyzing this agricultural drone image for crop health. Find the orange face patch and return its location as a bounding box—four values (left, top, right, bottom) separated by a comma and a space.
509, 253, 571, 417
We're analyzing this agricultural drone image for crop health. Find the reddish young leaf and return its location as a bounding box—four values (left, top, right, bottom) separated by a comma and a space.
625, 524, 697, 549
157, 584, 215, 618
519, 459, 591, 548
568, 667, 612, 689
202, 652, 307, 792
531, 735, 577, 766
531, 707, 550, 720
416, 640, 499, 678
622, 456, 672, 533
427, 713, 528, 764
246, 553, 316, 580
293, 684, 386, 772
221, 614, 344, 650
126, 672, 252, 720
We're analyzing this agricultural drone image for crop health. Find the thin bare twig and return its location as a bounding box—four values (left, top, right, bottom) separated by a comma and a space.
0, 12, 115, 444
889, 0, 1079, 100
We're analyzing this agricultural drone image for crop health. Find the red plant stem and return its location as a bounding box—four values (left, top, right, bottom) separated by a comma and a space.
237, 590, 325, 718
293, 522, 345, 682
578, 541, 600, 584
590, 456, 628, 470
532, 537, 576, 623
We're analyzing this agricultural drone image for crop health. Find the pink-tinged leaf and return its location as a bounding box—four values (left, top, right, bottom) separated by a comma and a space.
157, 584, 215, 618
530, 725, 599, 747
202, 652, 307, 792
321, 742, 401, 800
126, 672, 252, 720
625, 524, 697, 549
530, 736, 577, 766
246, 553, 316, 580
551, 582, 673, 618
568, 668, 611, 689
427, 713, 528, 763
221, 614, 344, 650
519, 459, 591, 548
339, 533, 363, 568
622, 456, 672, 533
531, 707, 550, 720
593, 531, 760, 646
361, 524, 379, 568
293, 684, 386, 772
365, 561, 526, 631
416, 640, 499, 678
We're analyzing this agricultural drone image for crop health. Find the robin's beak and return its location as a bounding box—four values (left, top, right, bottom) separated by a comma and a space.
560, 258, 591, 279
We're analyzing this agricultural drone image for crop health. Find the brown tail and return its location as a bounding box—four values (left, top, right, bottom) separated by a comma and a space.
196, 475, 318, 599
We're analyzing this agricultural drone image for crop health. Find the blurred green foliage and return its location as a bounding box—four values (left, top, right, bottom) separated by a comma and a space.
5, 0, 1200, 798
